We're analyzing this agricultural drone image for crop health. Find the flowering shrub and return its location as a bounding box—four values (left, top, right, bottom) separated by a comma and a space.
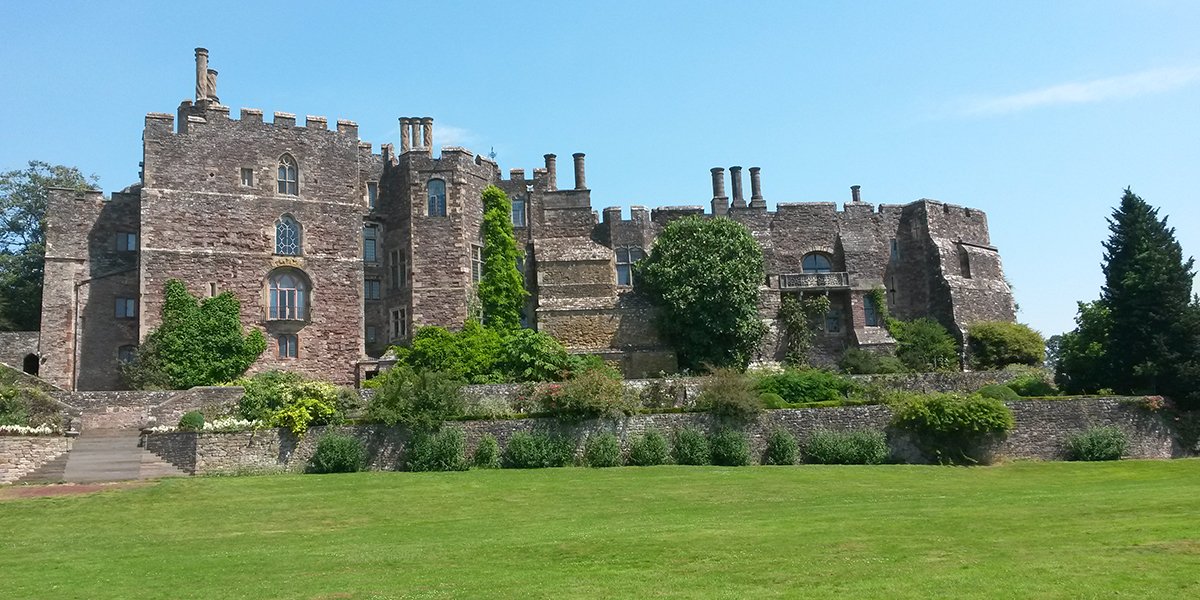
0, 424, 56, 436
539, 368, 633, 423
236, 371, 347, 435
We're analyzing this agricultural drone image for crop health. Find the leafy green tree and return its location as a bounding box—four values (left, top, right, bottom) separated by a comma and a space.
478, 185, 527, 332
1053, 301, 1111, 394
890, 318, 958, 372
966, 321, 1045, 369
123, 279, 266, 389
0, 161, 96, 330
636, 216, 766, 369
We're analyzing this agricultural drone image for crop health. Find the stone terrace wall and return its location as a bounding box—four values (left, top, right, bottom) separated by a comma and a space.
64, 387, 244, 430
0, 436, 71, 484
149, 398, 1179, 474
450, 370, 1028, 415
849, 370, 1027, 394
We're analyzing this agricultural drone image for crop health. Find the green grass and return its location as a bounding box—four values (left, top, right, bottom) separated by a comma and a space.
3, 461, 1199, 599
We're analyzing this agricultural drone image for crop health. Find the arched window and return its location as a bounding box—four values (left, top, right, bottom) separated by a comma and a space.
427, 179, 447, 216
275, 215, 301, 256
268, 269, 310, 320
802, 252, 833, 273
277, 155, 298, 196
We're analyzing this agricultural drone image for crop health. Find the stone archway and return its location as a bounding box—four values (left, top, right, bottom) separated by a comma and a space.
22, 353, 38, 376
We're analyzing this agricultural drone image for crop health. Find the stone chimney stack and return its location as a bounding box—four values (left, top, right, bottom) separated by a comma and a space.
399, 118, 411, 152
573, 153, 587, 190
421, 117, 433, 149
544, 154, 557, 191
194, 48, 209, 102
749, 167, 765, 208
851, 185, 861, 203
730, 166, 746, 208
206, 69, 219, 104
710, 167, 728, 215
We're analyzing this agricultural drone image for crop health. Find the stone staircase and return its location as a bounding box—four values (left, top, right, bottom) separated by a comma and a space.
15, 419, 189, 485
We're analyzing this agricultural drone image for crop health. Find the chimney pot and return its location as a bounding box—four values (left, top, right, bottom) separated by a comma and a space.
749, 167, 765, 208
851, 185, 861, 202
544, 154, 557, 190
399, 118, 411, 152
729, 166, 746, 208
572, 152, 586, 190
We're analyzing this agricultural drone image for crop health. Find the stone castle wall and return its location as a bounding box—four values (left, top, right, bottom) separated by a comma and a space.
143, 398, 1180, 475
36, 49, 1017, 389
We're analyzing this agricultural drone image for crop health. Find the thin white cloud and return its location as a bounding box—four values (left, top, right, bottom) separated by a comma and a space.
432, 124, 476, 148
961, 66, 1200, 116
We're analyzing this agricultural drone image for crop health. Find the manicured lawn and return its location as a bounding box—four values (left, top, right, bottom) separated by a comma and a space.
2, 461, 1199, 599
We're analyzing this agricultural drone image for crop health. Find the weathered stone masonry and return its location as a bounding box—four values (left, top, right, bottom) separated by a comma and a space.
36, 48, 1017, 390
142, 398, 1181, 475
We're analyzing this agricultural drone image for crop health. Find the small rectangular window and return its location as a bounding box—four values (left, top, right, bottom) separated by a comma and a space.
864, 295, 880, 327
615, 247, 643, 287
389, 250, 405, 289
115, 297, 136, 318
367, 182, 378, 210
241, 168, 254, 187
117, 345, 137, 364
471, 245, 483, 283
511, 196, 527, 227
390, 308, 407, 340
116, 232, 138, 252
363, 225, 378, 263
824, 309, 842, 334
890, 238, 899, 260
366, 326, 377, 344
277, 334, 298, 358
208, 282, 217, 297
365, 279, 381, 300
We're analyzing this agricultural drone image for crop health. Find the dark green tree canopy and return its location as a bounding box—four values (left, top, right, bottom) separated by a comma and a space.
1100, 188, 1196, 392
0, 161, 96, 330
636, 216, 766, 370
478, 185, 526, 332
123, 279, 266, 389
1057, 189, 1200, 406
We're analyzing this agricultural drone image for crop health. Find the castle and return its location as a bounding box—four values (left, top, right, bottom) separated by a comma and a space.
32, 49, 1016, 391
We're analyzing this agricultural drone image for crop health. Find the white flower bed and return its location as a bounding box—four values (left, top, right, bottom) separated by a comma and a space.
145, 417, 262, 434
0, 424, 57, 436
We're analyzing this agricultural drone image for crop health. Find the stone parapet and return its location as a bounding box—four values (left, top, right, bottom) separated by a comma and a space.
141, 398, 1182, 474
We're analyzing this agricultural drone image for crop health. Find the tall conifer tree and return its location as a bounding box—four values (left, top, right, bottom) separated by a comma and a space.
1100, 189, 1196, 395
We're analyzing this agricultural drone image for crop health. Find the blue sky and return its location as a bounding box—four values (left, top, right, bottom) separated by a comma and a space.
3, 1, 1198, 337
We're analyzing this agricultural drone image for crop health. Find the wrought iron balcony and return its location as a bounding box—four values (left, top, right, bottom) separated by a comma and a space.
779, 272, 850, 291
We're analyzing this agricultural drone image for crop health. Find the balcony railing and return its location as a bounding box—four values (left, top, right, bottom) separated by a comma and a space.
265, 305, 309, 321
779, 272, 850, 291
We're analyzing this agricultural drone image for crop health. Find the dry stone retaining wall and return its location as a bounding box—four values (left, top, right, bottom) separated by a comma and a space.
0, 436, 71, 484
145, 397, 1179, 474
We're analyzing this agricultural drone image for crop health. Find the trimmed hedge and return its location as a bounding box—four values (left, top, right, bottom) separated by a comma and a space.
673, 427, 710, 465
503, 431, 574, 469
583, 432, 622, 467
628, 429, 670, 466
709, 429, 751, 466
310, 432, 365, 474
804, 430, 889, 465
1065, 426, 1127, 461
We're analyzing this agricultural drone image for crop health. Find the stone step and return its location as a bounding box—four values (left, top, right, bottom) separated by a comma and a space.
63, 428, 146, 483
15, 452, 70, 484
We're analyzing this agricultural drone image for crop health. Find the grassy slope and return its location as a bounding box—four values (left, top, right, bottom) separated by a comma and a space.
1, 461, 1198, 599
